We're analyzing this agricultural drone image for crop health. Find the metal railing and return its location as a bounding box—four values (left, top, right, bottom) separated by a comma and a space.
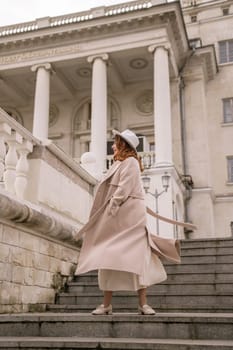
106, 151, 155, 170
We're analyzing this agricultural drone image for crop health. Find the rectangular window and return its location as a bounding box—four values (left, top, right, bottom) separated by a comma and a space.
191, 15, 197, 23
223, 98, 233, 123
227, 157, 233, 183
219, 40, 233, 64
189, 38, 202, 49
222, 7, 229, 16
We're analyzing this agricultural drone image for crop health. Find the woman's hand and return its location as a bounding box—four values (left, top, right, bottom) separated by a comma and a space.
108, 197, 120, 216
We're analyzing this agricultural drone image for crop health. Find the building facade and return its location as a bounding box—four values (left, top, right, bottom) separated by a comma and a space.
0, 0, 233, 239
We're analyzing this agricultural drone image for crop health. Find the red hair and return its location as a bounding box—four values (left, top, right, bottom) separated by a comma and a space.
113, 135, 144, 172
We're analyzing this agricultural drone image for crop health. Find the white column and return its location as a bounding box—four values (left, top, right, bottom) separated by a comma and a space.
149, 45, 173, 166
31, 63, 51, 141
87, 54, 108, 172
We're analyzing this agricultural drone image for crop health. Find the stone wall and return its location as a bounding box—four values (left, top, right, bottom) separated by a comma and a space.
0, 191, 81, 314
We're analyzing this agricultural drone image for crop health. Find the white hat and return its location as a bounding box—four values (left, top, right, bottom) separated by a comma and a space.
112, 129, 139, 151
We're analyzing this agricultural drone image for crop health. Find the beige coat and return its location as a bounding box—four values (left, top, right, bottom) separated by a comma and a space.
75, 157, 180, 276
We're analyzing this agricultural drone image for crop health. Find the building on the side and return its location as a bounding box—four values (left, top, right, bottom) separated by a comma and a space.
0, 0, 233, 239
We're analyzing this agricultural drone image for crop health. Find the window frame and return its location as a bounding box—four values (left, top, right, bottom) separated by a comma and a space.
219, 40, 233, 64
227, 156, 233, 183
222, 7, 229, 16
222, 98, 233, 124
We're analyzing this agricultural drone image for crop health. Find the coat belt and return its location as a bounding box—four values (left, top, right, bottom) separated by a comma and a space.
146, 206, 197, 231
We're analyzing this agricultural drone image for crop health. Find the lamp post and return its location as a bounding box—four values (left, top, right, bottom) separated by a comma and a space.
142, 172, 170, 235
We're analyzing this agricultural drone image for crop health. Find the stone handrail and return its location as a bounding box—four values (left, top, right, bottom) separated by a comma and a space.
0, 0, 155, 37
0, 190, 79, 244
45, 141, 97, 186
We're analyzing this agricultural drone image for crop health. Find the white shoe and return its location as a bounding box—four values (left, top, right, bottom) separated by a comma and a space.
92, 304, 113, 315
138, 304, 156, 315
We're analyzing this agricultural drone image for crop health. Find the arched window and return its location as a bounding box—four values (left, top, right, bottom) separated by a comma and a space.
72, 96, 121, 160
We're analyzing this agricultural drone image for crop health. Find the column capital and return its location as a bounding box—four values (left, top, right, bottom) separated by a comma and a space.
31, 63, 52, 73
148, 43, 171, 54
87, 53, 109, 64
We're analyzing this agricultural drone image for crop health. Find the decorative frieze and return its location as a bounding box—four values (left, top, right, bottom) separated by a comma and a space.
135, 90, 153, 115
0, 44, 80, 66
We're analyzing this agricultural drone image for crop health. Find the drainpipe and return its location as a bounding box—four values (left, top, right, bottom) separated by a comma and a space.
179, 76, 190, 225
178, 49, 195, 232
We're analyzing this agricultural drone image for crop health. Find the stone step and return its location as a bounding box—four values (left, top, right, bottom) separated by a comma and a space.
0, 313, 233, 340
180, 247, 233, 257
47, 303, 233, 313
164, 263, 233, 274
166, 272, 233, 283
57, 290, 233, 307
74, 272, 233, 284
171, 254, 233, 264
0, 337, 233, 350
67, 282, 233, 294
180, 238, 233, 249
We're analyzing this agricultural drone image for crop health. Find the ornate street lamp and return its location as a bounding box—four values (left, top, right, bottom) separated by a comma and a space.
142, 172, 170, 235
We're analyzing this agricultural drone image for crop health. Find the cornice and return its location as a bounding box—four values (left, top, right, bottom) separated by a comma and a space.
0, 2, 186, 52
0, 0, 153, 39
0, 15, 161, 49
194, 45, 218, 80
181, 0, 233, 13
182, 45, 218, 82
0, 8, 189, 73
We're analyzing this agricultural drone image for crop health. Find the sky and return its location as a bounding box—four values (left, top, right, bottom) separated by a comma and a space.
0, 0, 138, 27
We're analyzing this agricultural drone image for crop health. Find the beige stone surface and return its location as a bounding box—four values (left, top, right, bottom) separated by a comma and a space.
0, 194, 80, 313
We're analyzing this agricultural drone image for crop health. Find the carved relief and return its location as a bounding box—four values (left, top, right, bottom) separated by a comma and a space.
135, 90, 153, 115
49, 104, 59, 127
77, 67, 92, 78
130, 58, 148, 70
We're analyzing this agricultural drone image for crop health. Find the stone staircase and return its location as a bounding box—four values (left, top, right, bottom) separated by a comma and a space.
1, 238, 233, 349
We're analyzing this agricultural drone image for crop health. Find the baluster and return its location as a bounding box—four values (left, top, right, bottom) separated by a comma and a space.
15, 140, 33, 199
3, 132, 22, 194
0, 123, 11, 182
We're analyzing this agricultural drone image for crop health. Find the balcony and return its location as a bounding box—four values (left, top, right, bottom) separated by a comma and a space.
106, 151, 156, 170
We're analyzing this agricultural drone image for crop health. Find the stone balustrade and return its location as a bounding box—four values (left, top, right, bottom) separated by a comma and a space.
0, 108, 39, 200
0, 108, 97, 219
0, 0, 156, 37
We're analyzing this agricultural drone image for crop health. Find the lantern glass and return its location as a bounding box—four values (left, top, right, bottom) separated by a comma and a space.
142, 175, 151, 193
161, 172, 170, 191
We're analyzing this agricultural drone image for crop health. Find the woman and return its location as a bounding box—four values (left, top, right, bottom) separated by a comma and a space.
74, 129, 180, 315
